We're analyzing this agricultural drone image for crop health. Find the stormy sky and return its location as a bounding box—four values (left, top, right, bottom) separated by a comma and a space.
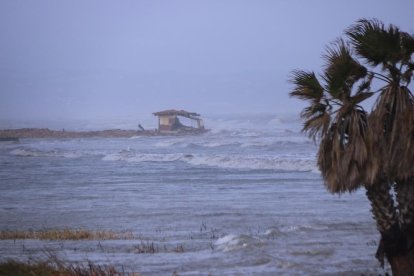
1, 0, 413, 123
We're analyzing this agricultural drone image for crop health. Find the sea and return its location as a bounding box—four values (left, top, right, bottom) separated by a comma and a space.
0, 113, 390, 275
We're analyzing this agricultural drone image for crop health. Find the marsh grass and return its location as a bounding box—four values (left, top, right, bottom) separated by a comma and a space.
0, 239, 187, 275
0, 228, 192, 274
132, 241, 186, 254
0, 228, 135, 241
0, 249, 142, 275
133, 241, 157, 254
0, 259, 138, 276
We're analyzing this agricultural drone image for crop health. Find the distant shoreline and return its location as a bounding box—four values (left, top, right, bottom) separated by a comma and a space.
0, 127, 208, 139
0, 128, 156, 139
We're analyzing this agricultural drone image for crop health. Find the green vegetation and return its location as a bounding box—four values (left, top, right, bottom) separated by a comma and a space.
290, 18, 414, 275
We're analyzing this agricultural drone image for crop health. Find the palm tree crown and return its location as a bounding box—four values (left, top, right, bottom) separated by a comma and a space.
346, 18, 414, 181
290, 18, 414, 192
290, 39, 375, 193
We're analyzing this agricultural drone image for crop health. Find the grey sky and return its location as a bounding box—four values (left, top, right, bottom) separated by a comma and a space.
1, 0, 413, 122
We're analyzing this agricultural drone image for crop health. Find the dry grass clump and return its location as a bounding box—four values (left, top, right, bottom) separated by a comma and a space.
0, 228, 135, 241
173, 244, 185, 253
0, 251, 139, 275
0, 259, 140, 276
134, 241, 157, 254
133, 241, 185, 254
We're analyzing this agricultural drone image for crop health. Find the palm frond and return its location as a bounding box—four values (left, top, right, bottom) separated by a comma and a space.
400, 32, 414, 84
322, 39, 367, 100
401, 32, 414, 61
402, 68, 413, 85
370, 86, 414, 180
301, 105, 330, 139
289, 70, 324, 103
318, 107, 375, 193
356, 73, 374, 94
350, 92, 374, 105
346, 18, 403, 67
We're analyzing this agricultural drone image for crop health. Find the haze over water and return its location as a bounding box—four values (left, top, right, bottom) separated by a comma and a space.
1, 1, 413, 121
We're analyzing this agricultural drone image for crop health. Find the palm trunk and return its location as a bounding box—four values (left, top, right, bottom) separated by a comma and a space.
366, 180, 414, 275
395, 179, 414, 247
366, 181, 400, 265
388, 251, 414, 276
391, 179, 414, 275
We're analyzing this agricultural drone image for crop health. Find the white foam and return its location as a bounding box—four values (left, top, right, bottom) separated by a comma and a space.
267, 117, 282, 126
10, 148, 81, 158
102, 152, 186, 163
154, 141, 177, 148
264, 228, 281, 237
10, 148, 39, 157
279, 224, 329, 233
203, 141, 241, 148
101, 150, 318, 172
187, 154, 317, 172
214, 234, 263, 252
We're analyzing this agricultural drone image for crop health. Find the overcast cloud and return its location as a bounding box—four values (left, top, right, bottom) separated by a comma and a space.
0, 0, 413, 123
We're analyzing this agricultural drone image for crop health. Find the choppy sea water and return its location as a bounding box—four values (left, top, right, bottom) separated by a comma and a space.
0, 114, 389, 275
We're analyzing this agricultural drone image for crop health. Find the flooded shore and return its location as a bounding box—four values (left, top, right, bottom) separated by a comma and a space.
0, 115, 390, 274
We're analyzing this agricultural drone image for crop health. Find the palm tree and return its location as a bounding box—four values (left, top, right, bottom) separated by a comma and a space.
346, 19, 414, 274
290, 19, 414, 275
290, 39, 375, 193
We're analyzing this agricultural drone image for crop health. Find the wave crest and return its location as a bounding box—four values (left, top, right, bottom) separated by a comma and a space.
10, 148, 81, 158
101, 151, 317, 172
214, 234, 263, 252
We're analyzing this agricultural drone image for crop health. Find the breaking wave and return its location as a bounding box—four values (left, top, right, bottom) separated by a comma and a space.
101, 150, 317, 172
187, 154, 316, 171
150, 138, 313, 151
150, 131, 313, 151
214, 234, 263, 252
9, 148, 82, 159
102, 151, 186, 162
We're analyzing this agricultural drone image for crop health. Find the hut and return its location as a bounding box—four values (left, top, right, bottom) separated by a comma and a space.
153, 109, 205, 134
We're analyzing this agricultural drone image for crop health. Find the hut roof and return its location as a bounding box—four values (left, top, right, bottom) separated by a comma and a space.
153, 109, 200, 117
